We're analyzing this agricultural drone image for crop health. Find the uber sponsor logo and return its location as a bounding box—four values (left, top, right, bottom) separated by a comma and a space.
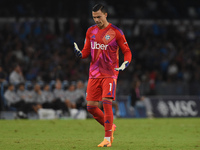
91, 42, 108, 50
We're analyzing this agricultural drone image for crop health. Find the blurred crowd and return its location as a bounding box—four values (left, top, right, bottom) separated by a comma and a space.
0, 0, 200, 97
0, 0, 200, 19
0, 17, 200, 95
0, 1, 200, 119
2, 79, 87, 118
0, 17, 89, 83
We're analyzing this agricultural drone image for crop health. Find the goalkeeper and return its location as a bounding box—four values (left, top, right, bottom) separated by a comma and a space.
74, 3, 132, 147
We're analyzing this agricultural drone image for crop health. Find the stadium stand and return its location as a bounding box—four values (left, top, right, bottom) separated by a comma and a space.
1, 0, 200, 119
0, 18, 200, 94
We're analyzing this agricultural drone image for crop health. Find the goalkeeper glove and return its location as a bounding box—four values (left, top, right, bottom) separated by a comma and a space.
74, 42, 82, 58
115, 61, 129, 71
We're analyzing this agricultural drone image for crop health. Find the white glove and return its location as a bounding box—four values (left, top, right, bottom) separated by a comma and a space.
74, 42, 82, 58
115, 61, 129, 71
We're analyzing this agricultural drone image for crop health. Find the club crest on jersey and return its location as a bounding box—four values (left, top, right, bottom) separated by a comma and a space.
105, 35, 110, 40
91, 35, 95, 39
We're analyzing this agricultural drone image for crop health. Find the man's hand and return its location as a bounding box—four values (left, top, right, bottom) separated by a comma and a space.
115, 61, 129, 71
74, 42, 82, 58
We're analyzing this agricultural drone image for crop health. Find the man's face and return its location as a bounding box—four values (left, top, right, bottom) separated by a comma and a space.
44, 85, 50, 91
15, 66, 21, 73
19, 85, 25, 91
34, 84, 40, 91
9, 85, 14, 91
77, 81, 84, 89
92, 10, 107, 29
55, 82, 61, 89
69, 84, 75, 91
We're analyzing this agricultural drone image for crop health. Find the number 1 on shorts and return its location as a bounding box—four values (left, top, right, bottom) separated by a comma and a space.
109, 83, 112, 91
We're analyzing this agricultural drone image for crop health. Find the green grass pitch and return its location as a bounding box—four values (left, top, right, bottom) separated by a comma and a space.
0, 118, 199, 150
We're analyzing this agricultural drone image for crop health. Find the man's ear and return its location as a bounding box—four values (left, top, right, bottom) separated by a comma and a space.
104, 13, 108, 18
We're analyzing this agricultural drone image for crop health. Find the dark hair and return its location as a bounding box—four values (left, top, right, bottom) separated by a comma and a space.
92, 4, 107, 13
8, 83, 14, 87
13, 63, 19, 69
18, 82, 25, 86
44, 83, 49, 87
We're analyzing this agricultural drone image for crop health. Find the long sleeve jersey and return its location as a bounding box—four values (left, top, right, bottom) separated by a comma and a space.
81, 23, 132, 79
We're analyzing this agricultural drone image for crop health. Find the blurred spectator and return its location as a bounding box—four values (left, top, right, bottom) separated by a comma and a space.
75, 80, 87, 110
25, 83, 35, 103
4, 84, 22, 108
76, 80, 86, 96
41, 84, 55, 108
42, 84, 69, 113
53, 80, 71, 108
130, 79, 153, 118
112, 101, 120, 118
4, 84, 34, 118
0, 65, 6, 83
167, 61, 178, 81
9, 64, 25, 85
65, 82, 86, 109
17, 82, 28, 101
16, 82, 40, 113
32, 84, 43, 104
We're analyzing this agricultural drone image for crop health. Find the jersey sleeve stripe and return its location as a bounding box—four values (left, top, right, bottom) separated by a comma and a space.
111, 24, 124, 35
